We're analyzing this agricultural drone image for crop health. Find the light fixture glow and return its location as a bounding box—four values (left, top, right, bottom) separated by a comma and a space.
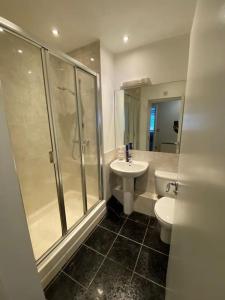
28, 70, 32, 74
123, 35, 129, 43
0, 27, 4, 32
52, 28, 59, 37
90, 57, 95, 62
17, 49, 23, 54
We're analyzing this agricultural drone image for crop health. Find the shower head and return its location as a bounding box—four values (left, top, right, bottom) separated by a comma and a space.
57, 86, 75, 96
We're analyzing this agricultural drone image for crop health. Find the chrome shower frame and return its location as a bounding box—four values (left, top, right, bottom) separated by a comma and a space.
0, 17, 104, 264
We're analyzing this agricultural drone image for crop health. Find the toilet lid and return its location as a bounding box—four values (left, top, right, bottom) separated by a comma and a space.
154, 197, 175, 225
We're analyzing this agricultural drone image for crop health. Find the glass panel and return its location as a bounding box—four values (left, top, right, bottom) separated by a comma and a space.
76, 69, 100, 209
49, 55, 84, 229
0, 30, 62, 259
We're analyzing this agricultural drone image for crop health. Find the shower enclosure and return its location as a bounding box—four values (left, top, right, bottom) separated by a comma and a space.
0, 18, 103, 262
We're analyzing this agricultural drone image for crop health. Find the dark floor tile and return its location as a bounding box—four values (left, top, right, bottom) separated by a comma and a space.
120, 219, 147, 243
84, 258, 132, 299
128, 211, 149, 225
63, 245, 104, 288
107, 196, 125, 217
135, 246, 168, 286
149, 216, 158, 228
129, 274, 165, 300
45, 272, 86, 300
108, 235, 141, 270
144, 225, 170, 255
100, 208, 125, 233
84, 226, 117, 255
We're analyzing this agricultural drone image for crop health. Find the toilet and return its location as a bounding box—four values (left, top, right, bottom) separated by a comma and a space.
154, 170, 177, 244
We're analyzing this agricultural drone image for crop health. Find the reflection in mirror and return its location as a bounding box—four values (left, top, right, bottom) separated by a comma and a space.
114, 81, 185, 153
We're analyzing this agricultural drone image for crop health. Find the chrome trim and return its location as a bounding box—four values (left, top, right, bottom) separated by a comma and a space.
95, 74, 104, 200
0, 16, 104, 263
74, 68, 88, 213
41, 49, 67, 236
75, 67, 104, 203
36, 199, 102, 265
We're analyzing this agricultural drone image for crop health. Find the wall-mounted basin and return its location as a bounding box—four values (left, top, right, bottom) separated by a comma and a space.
110, 159, 149, 215
110, 159, 149, 178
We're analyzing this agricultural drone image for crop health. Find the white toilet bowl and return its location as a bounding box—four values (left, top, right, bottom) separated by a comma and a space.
154, 196, 175, 244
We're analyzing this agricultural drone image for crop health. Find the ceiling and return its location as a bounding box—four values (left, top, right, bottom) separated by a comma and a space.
0, 0, 196, 54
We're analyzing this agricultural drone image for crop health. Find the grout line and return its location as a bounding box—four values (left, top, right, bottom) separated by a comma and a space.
106, 255, 134, 273
44, 270, 62, 292
82, 243, 106, 258
97, 223, 119, 235
131, 217, 150, 281
61, 270, 87, 290
118, 232, 143, 245
99, 221, 169, 256
127, 216, 150, 226
86, 214, 128, 289
142, 244, 169, 257
86, 233, 117, 288
132, 271, 166, 289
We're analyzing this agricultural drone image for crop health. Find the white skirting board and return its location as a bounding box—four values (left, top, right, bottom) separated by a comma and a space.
38, 200, 106, 289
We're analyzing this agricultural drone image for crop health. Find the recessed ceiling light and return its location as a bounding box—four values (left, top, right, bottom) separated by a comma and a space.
28, 70, 32, 74
0, 27, 4, 32
52, 28, 59, 37
17, 49, 23, 54
123, 35, 129, 43
90, 57, 95, 62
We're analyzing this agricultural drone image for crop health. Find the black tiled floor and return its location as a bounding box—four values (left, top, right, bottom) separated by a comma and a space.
63, 245, 104, 288
130, 274, 165, 300
45, 206, 168, 300
149, 216, 158, 228
106, 196, 125, 217
84, 226, 117, 255
45, 272, 86, 300
108, 235, 141, 270
100, 208, 125, 233
144, 225, 170, 255
135, 246, 168, 286
120, 218, 147, 243
84, 258, 132, 299
128, 211, 149, 225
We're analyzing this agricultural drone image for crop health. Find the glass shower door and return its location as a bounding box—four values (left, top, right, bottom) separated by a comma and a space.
48, 54, 85, 229
0, 30, 62, 260
75, 68, 101, 210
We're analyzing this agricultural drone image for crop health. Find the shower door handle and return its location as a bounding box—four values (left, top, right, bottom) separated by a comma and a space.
49, 150, 54, 164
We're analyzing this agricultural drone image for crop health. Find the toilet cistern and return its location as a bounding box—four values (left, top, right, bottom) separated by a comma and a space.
110, 159, 149, 214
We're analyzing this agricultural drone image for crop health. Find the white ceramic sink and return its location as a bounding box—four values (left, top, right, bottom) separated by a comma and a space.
110, 159, 149, 178
110, 159, 149, 215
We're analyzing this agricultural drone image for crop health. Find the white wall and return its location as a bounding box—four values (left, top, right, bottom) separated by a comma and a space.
101, 35, 189, 153
166, 1, 225, 299
0, 88, 45, 300
100, 46, 115, 153
114, 34, 190, 89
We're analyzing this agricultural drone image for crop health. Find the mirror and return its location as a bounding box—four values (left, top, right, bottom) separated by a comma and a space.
114, 80, 185, 153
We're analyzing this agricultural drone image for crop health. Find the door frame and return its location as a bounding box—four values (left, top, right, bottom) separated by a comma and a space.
146, 96, 185, 152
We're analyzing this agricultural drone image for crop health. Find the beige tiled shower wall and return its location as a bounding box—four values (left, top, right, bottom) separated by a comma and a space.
69, 41, 101, 73
0, 33, 60, 217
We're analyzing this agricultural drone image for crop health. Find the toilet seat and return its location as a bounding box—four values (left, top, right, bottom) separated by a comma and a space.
154, 197, 175, 226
